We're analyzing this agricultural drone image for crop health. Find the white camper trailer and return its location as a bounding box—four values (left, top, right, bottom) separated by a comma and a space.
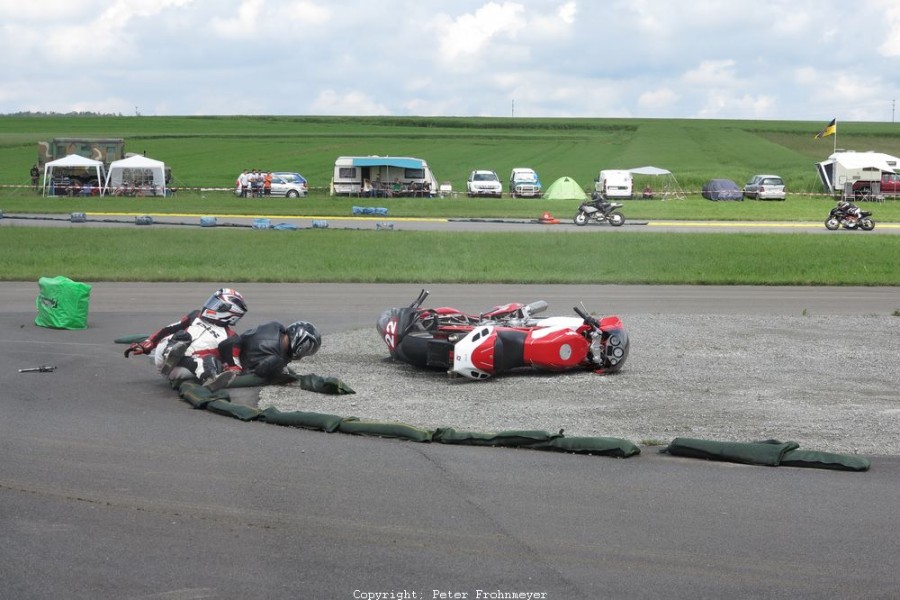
816, 151, 900, 196
331, 156, 439, 197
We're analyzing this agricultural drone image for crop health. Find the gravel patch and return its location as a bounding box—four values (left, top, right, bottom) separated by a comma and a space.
261, 314, 900, 456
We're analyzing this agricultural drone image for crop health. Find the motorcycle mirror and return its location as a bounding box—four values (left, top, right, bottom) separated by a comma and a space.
524, 300, 548, 316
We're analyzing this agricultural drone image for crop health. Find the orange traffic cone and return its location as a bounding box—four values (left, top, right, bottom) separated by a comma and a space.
539, 211, 560, 224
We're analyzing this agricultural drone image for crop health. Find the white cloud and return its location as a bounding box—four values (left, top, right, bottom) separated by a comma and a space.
309, 90, 390, 116
557, 1, 577, 24
435, 2, 527, 63
212, 0, 265, 38
638, 88, 679, 111
0, 0, 897, 120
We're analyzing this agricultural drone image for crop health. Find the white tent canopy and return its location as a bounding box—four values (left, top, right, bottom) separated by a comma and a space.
42, 154, 106, 197
628, 165, 685, 199
104, 154, 167, 196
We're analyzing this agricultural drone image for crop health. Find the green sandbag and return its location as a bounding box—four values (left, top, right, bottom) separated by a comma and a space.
780, 449, 871, 472
296, 373, 356, 395
34, 276, 92, 330
177, 381, 231, 409
114, 334, 149, 344
205, 399, 262, 421
433, 428, 559, 447
531, 436, 641, 458
217, 371, 355, 394
338, 417, 433, 442
258, 407, 343, 432
663, 438, 800, 466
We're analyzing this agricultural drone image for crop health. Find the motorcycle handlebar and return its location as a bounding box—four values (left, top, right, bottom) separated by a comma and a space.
572, 305, 600, 329
410, 288, 430, 309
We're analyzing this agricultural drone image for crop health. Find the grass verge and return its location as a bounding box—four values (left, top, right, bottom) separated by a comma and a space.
2, 227, 898, 285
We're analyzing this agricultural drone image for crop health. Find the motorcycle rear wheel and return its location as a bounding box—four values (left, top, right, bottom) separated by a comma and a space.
573, 212, 588, 226
608, 211, 625, 227
825, 217, 840, 231
860, 218, 875, 231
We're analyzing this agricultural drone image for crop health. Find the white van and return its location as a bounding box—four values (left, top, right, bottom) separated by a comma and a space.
595, 169, 633, 199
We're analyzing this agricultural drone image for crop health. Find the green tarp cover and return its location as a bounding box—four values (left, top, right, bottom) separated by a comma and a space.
663, 438, 869, 471
35, 276, 92, 330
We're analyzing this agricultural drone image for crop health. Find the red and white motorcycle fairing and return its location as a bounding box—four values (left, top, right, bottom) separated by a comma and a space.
451, 314, 627, 380
376, 290, 629, 380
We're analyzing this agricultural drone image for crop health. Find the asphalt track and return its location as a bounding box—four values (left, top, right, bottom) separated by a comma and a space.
2, 210, 900, 233
2, 282, 899, 600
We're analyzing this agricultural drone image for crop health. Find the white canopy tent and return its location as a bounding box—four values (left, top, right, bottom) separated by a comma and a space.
105, 154, 167, 196
628, 165, 685, 200
42, 154, 106, 196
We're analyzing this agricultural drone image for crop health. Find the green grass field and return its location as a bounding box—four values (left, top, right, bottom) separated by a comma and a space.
2, 228, 899, 286
2, 115, 898, 287
3, 114, 900, 195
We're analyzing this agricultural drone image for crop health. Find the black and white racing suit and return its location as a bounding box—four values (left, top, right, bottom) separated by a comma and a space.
147, 309, 241, 382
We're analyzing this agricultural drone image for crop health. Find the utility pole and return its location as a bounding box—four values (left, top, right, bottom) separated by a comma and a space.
511, 99, 515, 118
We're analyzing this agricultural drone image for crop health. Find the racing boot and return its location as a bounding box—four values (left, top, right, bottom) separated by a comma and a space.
202, 369, 237, 392
160, 341, 189, 377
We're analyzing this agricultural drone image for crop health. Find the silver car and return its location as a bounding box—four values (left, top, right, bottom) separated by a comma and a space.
743, 174, 786, 200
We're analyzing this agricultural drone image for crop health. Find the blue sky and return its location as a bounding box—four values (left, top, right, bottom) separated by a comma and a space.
1, 0, 899, 121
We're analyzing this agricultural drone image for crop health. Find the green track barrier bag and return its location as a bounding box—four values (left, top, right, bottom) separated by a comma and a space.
531, 436, 642, 458
258, 407, 343, 432
35, 276, 92, 330
433, 428, 560, 447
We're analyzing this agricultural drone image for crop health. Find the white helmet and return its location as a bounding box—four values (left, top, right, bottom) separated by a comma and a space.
201, 288, 247, 326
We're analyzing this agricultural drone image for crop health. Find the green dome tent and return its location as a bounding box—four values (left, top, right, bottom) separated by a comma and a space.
543, 176, 587, 201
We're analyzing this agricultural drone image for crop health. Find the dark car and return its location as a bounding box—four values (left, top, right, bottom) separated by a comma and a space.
701, 179, 743, 201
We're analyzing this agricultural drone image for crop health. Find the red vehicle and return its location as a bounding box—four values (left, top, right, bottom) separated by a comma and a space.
852, 172, 900, 198
376, 290, 629, 380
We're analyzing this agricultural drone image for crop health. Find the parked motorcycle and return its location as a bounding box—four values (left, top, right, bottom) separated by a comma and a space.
573, 192, 625, 227
825, 203, 875, 231
377, 290, 629, 380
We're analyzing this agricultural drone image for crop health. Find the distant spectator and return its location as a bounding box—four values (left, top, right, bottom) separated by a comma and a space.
642, 184, 654, 199
30, 164, 40, 192
263, 171, 272, 196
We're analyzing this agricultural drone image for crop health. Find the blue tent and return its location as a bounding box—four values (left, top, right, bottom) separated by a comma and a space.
701, 179, 743, 201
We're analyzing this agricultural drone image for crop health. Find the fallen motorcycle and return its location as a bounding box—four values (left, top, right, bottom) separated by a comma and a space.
573, 192, 625, 227
376, 290, 629, 380
825, 204, 875, 231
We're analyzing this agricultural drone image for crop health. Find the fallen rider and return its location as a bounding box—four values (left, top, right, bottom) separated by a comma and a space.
124, 288, 248, 391
240, 320, 322, 380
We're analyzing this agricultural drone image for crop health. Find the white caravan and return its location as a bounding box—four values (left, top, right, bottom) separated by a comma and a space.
331, 156, 439, 196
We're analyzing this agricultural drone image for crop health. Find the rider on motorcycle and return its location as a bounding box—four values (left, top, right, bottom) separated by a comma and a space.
590, 190, 611, 208
837, 198, 862, 221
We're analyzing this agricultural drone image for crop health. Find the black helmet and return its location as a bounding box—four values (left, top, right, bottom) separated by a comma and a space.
286, 321, 321, 359
201, 288, 247, 326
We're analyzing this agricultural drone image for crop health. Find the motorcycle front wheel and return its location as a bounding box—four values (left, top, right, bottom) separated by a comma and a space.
860, 218, 875, 231
608, 211, 625, 227
573, 212, 588, 226
825, 217, 840, 231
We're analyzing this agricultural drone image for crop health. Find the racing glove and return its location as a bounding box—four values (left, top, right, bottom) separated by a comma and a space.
124, 340, 154, 357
